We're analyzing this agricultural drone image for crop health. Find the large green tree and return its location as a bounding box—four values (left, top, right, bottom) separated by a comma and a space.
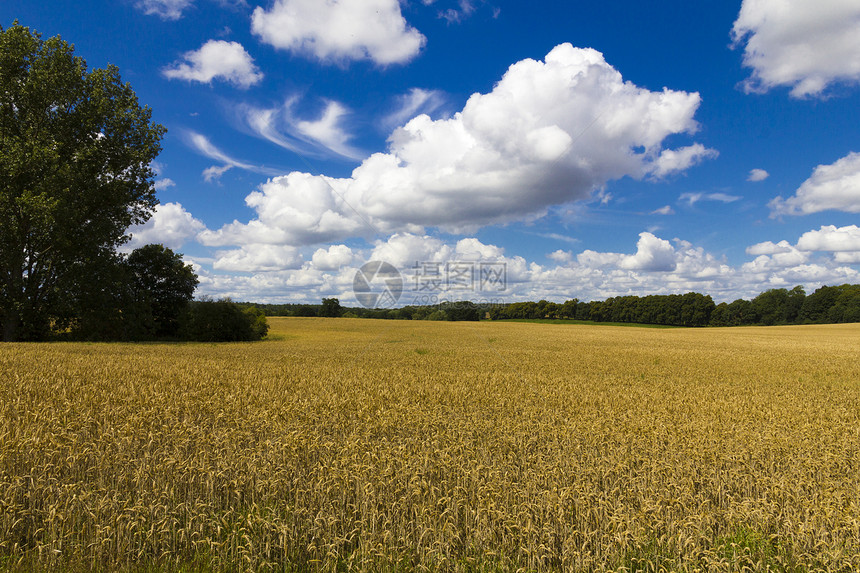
127, 244, 198, 338
0, 23, 165, 341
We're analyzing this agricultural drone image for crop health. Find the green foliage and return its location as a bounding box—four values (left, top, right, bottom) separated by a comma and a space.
440, 301, 481, 321
241, 305, 269, 340
425, 310, 448, 321
749, 286, 805, 326
0, 23, 165, 341
56, 244, 197, 341
488, 293, 715, 326
319, 297, 343, 317
127, 244, 199, 337
181, 299, 268, 342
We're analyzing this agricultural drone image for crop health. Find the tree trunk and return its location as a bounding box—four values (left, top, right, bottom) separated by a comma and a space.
2, 309, 18, 342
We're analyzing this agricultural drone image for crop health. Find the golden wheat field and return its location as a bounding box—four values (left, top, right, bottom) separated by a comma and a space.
1, 318, 860, 572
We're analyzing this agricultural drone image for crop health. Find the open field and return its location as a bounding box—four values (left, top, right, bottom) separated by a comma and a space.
1, 318, 860, 572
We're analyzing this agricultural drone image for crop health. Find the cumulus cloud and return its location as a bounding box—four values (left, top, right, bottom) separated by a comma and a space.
797, 225, 860, 253
745, 226, 860, 270
205, 44, 713, 248
732, 0, 860, 97
746, 240, 794, 256
213, 244, 303, 272
198, 172, 375, 246
187, 228, 860, 305
126, 202, 207, 250
748, 168, 769, 182
619, 233, 676, 271
312, 245, 356, 270
769, 152, 860, 216
251, 0, 426, 65
163, 40, 263, 88
649, 144, 718, 179
154, 178, 176, 191
136, 0, 193, 20
579, 232, 676, 272
369, 233, 449, 269
547, 249, 573, 263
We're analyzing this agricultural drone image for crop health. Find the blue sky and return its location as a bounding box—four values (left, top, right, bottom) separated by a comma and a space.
4, 0, 860, 304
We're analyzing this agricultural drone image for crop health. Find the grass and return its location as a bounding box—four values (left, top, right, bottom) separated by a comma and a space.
1, 318, 859, 572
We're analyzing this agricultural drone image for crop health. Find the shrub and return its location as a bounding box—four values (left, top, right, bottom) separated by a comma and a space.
181, 299, 268, 342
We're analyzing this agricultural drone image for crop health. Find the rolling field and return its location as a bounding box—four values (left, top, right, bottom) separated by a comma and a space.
1, 318, 859, 572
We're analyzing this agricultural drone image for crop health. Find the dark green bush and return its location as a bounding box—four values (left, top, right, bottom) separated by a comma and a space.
181, 299, 268, 342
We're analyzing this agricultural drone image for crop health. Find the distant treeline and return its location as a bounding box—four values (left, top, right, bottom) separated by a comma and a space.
238, 300, 482, 322
240, 284, 860, 327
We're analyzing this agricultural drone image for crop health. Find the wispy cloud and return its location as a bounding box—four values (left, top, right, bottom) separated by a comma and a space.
185, 131, 279, 181
383, 88, 446, 130
680, 192, 742, 207
243, 97, 363, 160
295, 100, 363, 160
136, 0, 193, 20
532, 232, 580, 245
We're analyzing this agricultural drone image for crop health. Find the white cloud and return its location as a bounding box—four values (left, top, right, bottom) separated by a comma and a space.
651, 205, 674, 215
618, 233, 676, 272
369, 233, 450, 269
213, 244, 303, 272
797, 225, 860, 253
251, 0, 426, 65
312, 245, 356, 270
741, 248, 811, 272
203, 165, 233, 182
136, 0, 193, 20
295, 100, 362, 159
185, 131, 277, 181
748, 168, 769, 182
547, 249, 573, 263
154, 178, 176, 191
198, 172, 374, 246
649, 144, 718, 179
770, 152, 860, 216
163, 40, 263, 88
680, 192, 742, 207
454, 237, 506, 261
126, 202, 207, 250
732, 0, 860, 97
187, 229, 860, 305
383, 88, 446, 130
578, 232, 676, 272
746, 240, 793, 256
435, 0, 477, 24
206, 44, 712, 247
243, 97, 362, 160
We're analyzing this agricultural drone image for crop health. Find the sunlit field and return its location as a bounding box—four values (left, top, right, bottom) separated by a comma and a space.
2, 318, 859, 572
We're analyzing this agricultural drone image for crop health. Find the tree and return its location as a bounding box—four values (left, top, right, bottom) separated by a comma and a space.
0, 23, 165, 341
441, 301, 480, 321
127, 244, 198, 337
319, 297, 343, 317
799, 285, 842, 323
